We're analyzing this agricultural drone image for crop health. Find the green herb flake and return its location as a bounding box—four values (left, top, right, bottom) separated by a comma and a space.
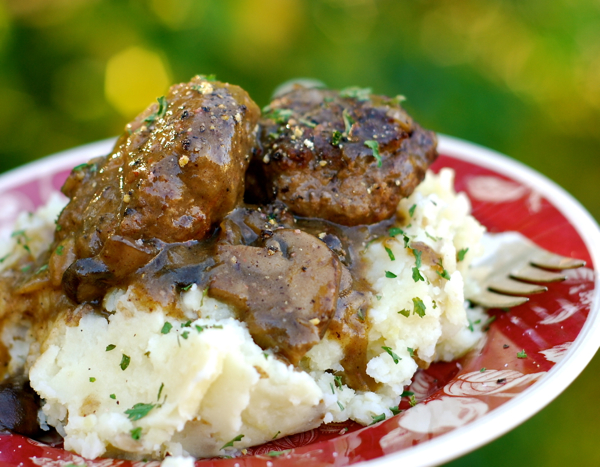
299, 118, 317, 128
157, 383, 164, 401
467, 319, 474, 332
56, 245, 65, 256
340, 86, 372, 101
483, 315, 497, 331
412, 297, 426, 318
407, 347, 414, 357
388, 227, 404, 237
425, 231, 439, 242
72, 163, 89, 172
181, 321, 192, 328
330, 383, 335, 395
272, 431, 281, 440
370, 413, 386, 425
201, 286, 209, 307
398, 309, 410, 318
408, 204, 417, 217
480, 367, 487, 373
220, 434, 244, 450
364, 140, 382, 167
384, 246, 395, 261
376, 295, 382, 301
400, 390, 414, 397
408, 395, 417, 407
267, 450, 291, 458
357, 308, 366, 321
125, 402, 156, 421
161, 322, 173, 334
331, 130, 343, 146
381, 346, 401, 364
110, 394, 116, 400
403, 235, 411, 248
120, 354, 131, 371
337, 401, 345, 411
517, 350, 528, 359
342, 109, 355, 136
21, 265, 32, 273
89, 377, 96, 382
36, 264, 49, 274
411, 248, 422, 268
390, 406, 402, 416
385, 271, 397, 279
144, 96, 168, 124
131, 427, 143, 441
106, 344, 116, 351
181, 283, 193, 292
457, 248, 469, 262
437, 269, 451, 280
334, 375, 343, 389
412, 267, 425, 282
182, 331, 190, 339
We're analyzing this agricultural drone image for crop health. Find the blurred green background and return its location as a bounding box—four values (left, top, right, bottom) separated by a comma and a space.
0, 0, 598, 465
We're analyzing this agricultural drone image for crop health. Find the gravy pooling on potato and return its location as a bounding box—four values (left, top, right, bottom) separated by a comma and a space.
0, 78, 439, 436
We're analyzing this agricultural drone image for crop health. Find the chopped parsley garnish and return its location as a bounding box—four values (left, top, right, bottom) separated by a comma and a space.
403, 235, 411, 248
376, 295, 382, 300
483, 315, 497, 331
339, 86, 372, 101
411, 249, 422, 268
89, 377, 96, 382
412, 297, 426, 318
385, 271, 397, 279
21, 265, 32, 273
161, 322, 173, 334
412, 267, 425, 282
388, 227, 404, 237
408, 395, 417, 407
384, 246, 395, 261
364, 140, 382, 167
370, 413, 386, 425
407, 347, 414, 357
337, 401, 345, 411
331, 130, 343, 146
201, 286, 209, 306
35, 264, 49, 274
144, 96, 168, 124
398, 309, 410, 317
221, 434, 244, 450
106, 344, 116, 351
381, 346, 401, 364
181, 283, 193, 292
467, 319, 474, 332
334, 375, 343, 389
110, 394, 116, 400
400, 390, 414, 397
131, 427, 143, 440
272, 431, 281, 440
517, 350, 528, 359
267, 450, 291, 457
330, 383, 335, 395
342, 109, 355, 136
357, 308, 366, 321
157, 383, 164, 401
437, 269, 451, 280
457, 248, 469, 262
72, 163, 89, 172
120, 354, 131, 371
480, 368, 487, 373
408, 204, 417, 217
390, 406, 402, 416
425, 231, 439, 242
195, 324, 224, 333
125, 402, 156, 421
182, 331, 190, 339
181, 321, 192, 328
56, 245, 64, 256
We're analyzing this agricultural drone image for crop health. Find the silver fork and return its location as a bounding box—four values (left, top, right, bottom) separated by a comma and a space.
466, 232, 586, 309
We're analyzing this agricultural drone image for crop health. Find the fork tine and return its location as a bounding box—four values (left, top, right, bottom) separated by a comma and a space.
510, 265, 566, 283
488, 277, 548, 295
468, 290, 529, 309
530, 251, 586, 270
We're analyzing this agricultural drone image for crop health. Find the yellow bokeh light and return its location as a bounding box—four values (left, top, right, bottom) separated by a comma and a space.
104, 46, 171, 118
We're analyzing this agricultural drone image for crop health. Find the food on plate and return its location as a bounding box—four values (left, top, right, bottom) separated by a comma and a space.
0, 76, 487, 460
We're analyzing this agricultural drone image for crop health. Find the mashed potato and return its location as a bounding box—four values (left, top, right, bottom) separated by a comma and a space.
2, 168, 487, 460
